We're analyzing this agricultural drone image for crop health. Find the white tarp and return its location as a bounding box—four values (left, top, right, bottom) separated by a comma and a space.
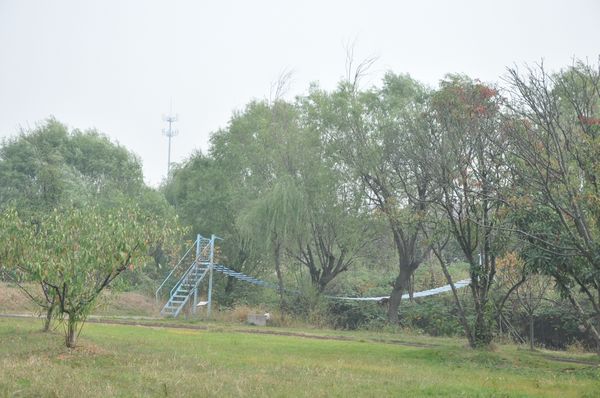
213, 263, 471, 302
327, 279, 471, 301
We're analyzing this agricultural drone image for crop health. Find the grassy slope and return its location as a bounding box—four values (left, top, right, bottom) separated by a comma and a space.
0, 282, 160, 317
1, 318, 598, 397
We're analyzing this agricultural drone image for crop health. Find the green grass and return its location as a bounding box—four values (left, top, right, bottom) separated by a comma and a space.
0, 318, 599, 397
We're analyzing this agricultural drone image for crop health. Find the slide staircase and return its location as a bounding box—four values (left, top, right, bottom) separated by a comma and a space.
156, 234, 218, 317
160, 261, 209, 317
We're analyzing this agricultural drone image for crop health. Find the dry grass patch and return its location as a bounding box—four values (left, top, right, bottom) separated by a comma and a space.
0, 282, 39, 313
94, 290, 161, 317
0, 282, 160, 317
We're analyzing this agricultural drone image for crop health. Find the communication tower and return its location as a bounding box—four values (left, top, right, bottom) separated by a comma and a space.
162, 108, 179, 177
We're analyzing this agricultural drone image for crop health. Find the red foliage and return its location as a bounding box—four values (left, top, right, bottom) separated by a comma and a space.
578, 115, 600, 126
478, 85, 497, 99
474, 105, 487, 115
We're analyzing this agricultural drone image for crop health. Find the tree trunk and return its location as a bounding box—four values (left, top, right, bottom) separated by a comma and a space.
318, 273, 335, 293
65, 316, 78, 348
273, 242, 286, 318
387, 225, 422, 324
43, 304, 55, 332
434, 248, 475, 347
387, 268, 411, 324
566, 291, 600, 355
224, 276, 237, 295
472, 298, 493, 348
529, 314, 535, 351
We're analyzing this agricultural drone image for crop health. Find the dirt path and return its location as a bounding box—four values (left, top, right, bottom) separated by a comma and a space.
0, 312, 435, 348
541, 355, 600, 366
230, 328, 438, 347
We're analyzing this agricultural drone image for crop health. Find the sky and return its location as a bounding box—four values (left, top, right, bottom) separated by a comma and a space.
1, 0, 599, 186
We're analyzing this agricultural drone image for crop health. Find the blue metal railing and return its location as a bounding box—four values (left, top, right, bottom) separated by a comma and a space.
155, 239, 197, 302
169, 260, 200, 299
157, 234, 216, 317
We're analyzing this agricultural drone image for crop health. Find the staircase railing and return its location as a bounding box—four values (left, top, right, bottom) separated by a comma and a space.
155, 238, 198, 302
169, 260, 199, 299
157, 234, 220, 318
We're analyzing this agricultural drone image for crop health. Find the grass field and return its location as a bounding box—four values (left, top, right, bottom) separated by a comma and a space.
1, 317, 599, 397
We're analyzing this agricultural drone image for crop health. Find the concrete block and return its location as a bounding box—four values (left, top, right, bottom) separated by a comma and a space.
247, 313, 268, 326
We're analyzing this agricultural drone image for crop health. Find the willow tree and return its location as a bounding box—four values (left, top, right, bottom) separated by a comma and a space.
210, 99, 307, 312
238, 176, 306, 313
290, 176, 370, 292
283, 99, 371, 292
0, 118, 146, 215
303, 73, 433, 322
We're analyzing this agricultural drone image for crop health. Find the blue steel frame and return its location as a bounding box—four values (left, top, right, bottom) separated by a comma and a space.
157, 234, 222, 318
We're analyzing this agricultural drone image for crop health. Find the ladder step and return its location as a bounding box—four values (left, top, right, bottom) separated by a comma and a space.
159, 251, 215, 318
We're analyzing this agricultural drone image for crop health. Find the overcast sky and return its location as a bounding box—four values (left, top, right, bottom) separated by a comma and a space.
1, 0, 599, 186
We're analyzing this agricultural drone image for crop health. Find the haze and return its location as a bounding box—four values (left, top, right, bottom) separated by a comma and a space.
1, 0, 598, 186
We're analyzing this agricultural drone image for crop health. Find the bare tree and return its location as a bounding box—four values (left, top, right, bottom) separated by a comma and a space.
504, 59, 600, 352
495, 252, 550, 350
269, 69, 294, 104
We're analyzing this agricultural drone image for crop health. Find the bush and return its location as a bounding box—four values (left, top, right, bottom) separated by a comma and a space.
400, 296, 465, 337
326, 300, 387, 330
503, 301, 596, 350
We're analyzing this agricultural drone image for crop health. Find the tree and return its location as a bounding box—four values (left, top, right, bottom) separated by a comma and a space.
0, 118, 174, 330
291, 99, 371, 292
166, 94, 371, 304
210, 99, 307, 314
495, 252, 550, 350
304, 73, 433, 323
290, 191, 369, 292
0, 209, 61, 331
426, 75, 509, 347
0, 209, 56, 331
0, 118, 145, 215
2, 205, 177, 347
504, 60, 600, 352
239, 176, 306, 313
163, 153, 258, 302
0, 118, 179, 287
